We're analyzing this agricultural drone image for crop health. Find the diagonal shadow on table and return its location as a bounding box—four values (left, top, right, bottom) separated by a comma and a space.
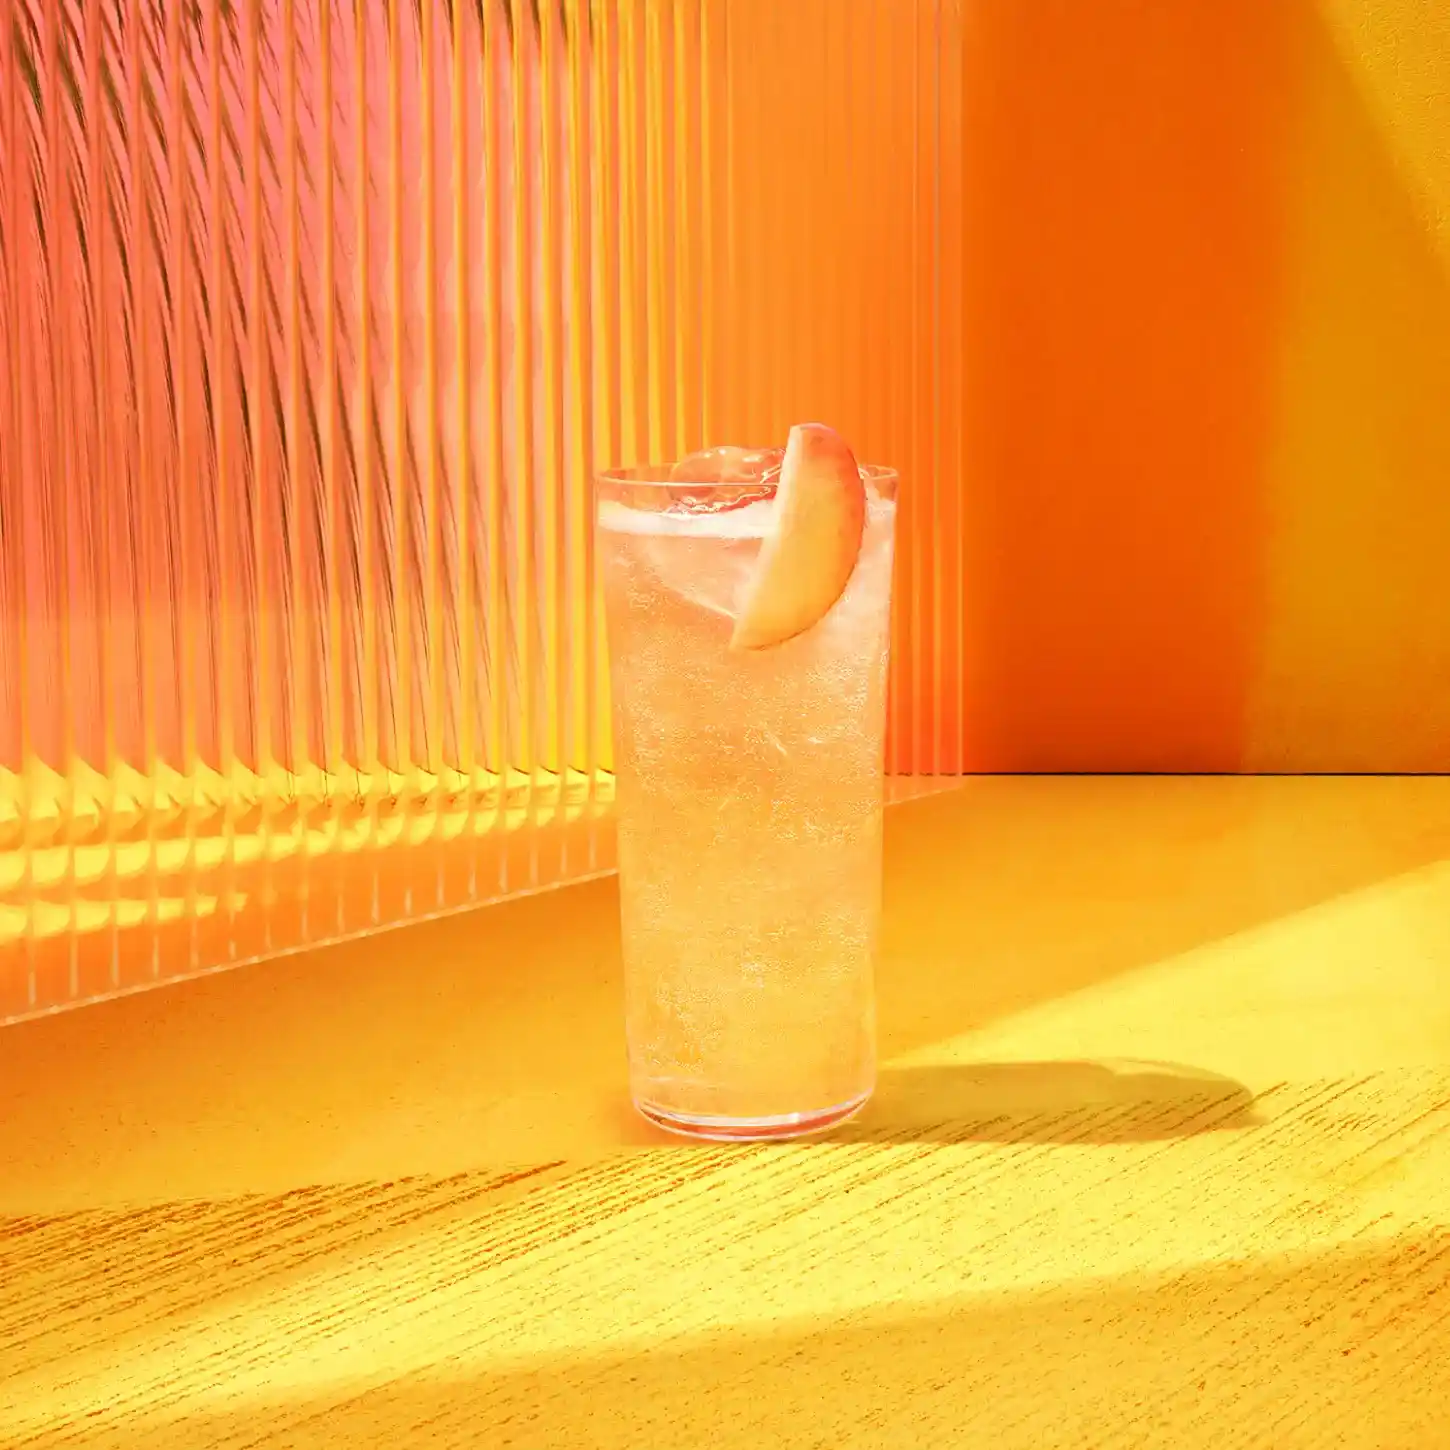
873, 777, 1450, 1064
835, 1059, 1258, 1145
20, 1233, 1448, 1450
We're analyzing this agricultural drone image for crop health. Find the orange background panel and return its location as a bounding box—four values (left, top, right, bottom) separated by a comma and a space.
715, 0, 1450, 773
948, 0, 1450, 772
954, 0, 1288, 772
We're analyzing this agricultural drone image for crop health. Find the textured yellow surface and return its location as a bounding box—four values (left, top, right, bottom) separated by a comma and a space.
4, 778, 1450, 1446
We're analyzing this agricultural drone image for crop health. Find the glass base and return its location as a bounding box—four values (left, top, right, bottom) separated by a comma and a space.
633, 1088, 872, 1143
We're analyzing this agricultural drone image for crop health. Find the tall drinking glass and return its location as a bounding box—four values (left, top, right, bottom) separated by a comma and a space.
597, 455, 897, 1140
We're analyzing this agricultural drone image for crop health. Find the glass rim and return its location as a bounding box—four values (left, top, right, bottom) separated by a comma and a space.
595, 461, 899, 489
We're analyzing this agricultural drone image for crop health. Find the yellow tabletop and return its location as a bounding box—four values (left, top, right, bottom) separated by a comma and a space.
4, 777, 1450, 1447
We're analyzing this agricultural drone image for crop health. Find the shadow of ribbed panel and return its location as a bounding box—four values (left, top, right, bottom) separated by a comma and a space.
0, 0, 960, 1022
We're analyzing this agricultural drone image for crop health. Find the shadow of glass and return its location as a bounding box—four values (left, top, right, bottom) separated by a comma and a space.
836, 1058, 1257, 1145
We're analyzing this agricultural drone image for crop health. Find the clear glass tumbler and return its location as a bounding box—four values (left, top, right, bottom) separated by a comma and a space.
597, 459, 898, 1140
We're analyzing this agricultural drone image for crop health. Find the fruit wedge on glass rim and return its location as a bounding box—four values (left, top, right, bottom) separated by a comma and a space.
667, 424, 868, 651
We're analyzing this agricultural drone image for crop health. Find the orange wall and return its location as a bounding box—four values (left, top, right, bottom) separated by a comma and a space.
957, 0, 1450, 772
716, 0, 1450, 773
954, 1, 1286, 772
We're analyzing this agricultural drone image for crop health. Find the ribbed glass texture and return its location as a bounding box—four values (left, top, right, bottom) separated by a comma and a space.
0, 0, 959, 1021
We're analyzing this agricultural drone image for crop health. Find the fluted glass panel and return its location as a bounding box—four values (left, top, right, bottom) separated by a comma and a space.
0, 0, 959, 1020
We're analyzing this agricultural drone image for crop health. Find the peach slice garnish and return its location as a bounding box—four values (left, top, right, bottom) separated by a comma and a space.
730, 423, 866, 651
